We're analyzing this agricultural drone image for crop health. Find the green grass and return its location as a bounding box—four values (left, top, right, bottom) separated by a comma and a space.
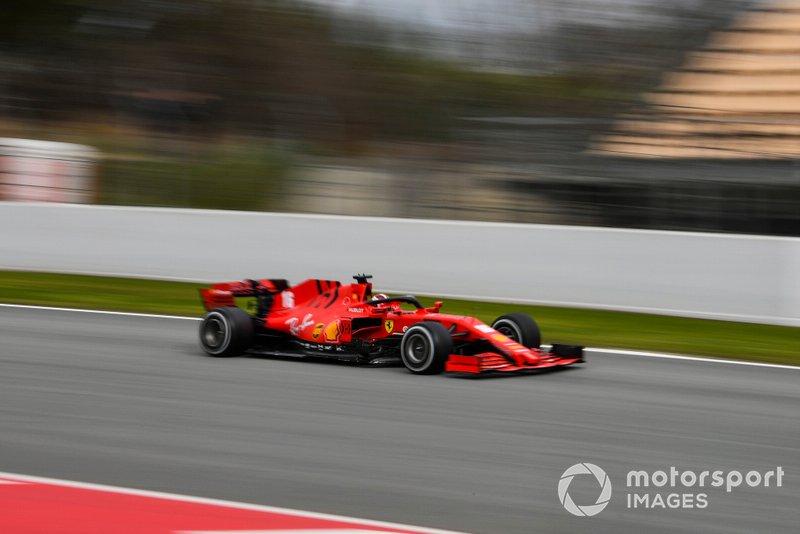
0, 271, 203, 317
1, 271, 797, 366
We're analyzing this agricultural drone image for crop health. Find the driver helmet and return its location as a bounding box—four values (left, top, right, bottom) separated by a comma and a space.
370, 293, 390, 308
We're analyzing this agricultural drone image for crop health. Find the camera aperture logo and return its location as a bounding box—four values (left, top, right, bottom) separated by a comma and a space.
558, 463, 612, 517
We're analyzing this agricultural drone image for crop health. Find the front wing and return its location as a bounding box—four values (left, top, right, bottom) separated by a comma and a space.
445, 345, 584, 374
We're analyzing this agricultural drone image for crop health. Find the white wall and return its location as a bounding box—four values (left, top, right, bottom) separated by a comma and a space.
1, 202, 798, 326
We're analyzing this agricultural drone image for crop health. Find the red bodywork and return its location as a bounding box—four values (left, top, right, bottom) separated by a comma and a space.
200, 277, 582, 374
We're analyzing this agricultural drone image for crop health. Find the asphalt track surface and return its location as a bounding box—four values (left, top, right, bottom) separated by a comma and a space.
1, 306, 798, 534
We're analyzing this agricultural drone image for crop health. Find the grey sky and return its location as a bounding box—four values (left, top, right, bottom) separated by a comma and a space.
310, 0, 707, 30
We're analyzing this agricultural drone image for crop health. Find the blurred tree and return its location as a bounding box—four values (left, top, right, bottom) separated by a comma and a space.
0, 0, 754, 144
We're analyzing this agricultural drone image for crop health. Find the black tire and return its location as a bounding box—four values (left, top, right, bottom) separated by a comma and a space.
400, 322, 453, 375
551, 343, 584, 361
491, 312, 541, 349
199, 306, 255, 357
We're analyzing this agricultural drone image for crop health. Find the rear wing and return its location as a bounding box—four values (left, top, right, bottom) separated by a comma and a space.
199, 279, 289, 311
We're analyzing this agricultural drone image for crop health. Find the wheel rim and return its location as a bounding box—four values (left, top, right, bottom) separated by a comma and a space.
495, 321, 522, 343
403, 332, 430, 367
202, 317, 226, 349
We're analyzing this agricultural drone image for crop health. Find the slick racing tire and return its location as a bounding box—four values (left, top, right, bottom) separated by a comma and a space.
491, 312, 541, 349
199, 306, 255, 357
400, 322, 453, 375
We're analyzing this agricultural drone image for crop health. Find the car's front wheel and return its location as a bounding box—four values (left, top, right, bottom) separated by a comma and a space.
491, 312, 541, 349
199, 306, 254, 357
400, 322, 453, 375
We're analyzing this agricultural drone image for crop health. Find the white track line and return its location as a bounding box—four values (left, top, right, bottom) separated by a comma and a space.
586, 348, 800, 371
0, 471, 469, 534
0, 303, 198, 321
1, 303, 798, 371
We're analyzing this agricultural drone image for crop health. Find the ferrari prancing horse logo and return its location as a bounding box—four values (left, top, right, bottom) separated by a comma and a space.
384, 320, 394, 334
311, 323, 324, 339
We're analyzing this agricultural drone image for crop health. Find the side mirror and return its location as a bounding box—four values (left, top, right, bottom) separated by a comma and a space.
426, 301, 443, 313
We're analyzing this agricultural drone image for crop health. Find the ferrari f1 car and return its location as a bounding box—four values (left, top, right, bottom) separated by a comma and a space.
198, 274, 584, 375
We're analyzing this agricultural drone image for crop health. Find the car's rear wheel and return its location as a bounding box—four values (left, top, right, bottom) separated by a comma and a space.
400, 322, 453, 375
491, 312, 540, 348
199, 306, 255, 357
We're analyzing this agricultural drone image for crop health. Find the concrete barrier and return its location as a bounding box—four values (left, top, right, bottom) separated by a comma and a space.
1, 202, 798, 326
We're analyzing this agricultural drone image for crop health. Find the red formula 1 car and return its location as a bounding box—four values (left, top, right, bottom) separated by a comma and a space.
198, 274, 584, 375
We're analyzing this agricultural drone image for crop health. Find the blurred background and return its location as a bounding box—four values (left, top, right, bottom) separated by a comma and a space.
1, 0, 798, 235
